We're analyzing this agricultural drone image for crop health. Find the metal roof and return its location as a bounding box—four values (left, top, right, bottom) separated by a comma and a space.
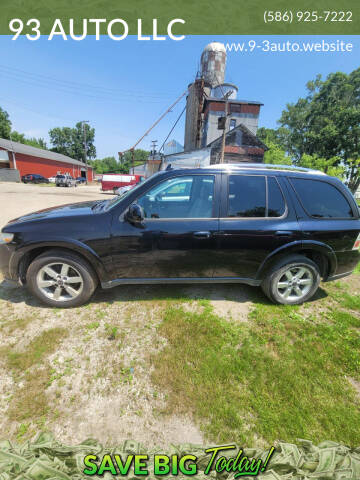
0, 138, 91, 168
205, 97, 264, 106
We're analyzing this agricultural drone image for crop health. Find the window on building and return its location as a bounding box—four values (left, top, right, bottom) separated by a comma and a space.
137, 175, 215, 219
290, 178, 354, 218
229, 119, 236, 130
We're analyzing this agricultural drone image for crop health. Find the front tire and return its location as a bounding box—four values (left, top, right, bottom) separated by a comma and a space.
261, 255, 320, 305
26, 250, 98, 308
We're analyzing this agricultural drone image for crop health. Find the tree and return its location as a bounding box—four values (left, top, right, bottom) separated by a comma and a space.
119, 149, 148, 173
257, 126, 289, 149
10, 131, 47, 149
279, 68, 360, 193
298, 154, 345, 180
89, 150, 149, 174
0, 106, 11, 139
263, 142, 292, 165
90, 156, 119, 174
49, 122, 96, 162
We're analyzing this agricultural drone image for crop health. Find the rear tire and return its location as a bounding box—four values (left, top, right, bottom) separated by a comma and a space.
261, 255, 320, 305
26, 250, 98, 308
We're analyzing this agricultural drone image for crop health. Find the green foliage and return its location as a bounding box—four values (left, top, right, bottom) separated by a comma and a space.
10, 131, 47, 150
257, 126, 289, 148
90, 149, 148, 174
298, 154, 345, 180
264, 141, 292, 165
0, 106, 11, 139
90, 156, 119, 174
279, 68, 360, 193
119, 149, 149, 174
49, 122, 96, 161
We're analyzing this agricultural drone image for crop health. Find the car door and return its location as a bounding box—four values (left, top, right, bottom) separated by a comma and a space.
109, 173, 221, 279
215, 173, 301, 279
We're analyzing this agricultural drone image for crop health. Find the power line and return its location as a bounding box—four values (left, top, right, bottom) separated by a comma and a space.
159, 104, 186, 153
0, 64, 178, 101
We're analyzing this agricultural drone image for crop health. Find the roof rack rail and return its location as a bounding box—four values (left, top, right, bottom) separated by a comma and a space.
204, 163, 326, 175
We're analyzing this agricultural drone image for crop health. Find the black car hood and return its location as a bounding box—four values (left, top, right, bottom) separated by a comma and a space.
6, 200, 101, 225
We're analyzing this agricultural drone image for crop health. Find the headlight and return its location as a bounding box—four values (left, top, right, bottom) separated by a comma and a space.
0, 232, 14, 244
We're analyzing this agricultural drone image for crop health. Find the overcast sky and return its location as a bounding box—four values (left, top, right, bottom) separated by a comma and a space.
0, 35, 358, 158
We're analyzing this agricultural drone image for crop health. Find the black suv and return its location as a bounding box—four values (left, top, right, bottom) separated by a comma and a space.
21, 174, 49, 184
1, 164, 359, 308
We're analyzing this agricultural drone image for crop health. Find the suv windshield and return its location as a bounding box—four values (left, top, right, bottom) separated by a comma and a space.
104, 172, 163, 210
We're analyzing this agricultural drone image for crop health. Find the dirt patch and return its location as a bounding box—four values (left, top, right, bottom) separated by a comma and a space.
0, 276, 203, 446
347, 377, 360, 399
184, 284, 254, 322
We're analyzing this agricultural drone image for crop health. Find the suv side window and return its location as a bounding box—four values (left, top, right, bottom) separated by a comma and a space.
268, 177, 286, 217
137, 175, 215, 219
290, 178, 354, 218
227, 175, 286, 218
228, 175, 266, 217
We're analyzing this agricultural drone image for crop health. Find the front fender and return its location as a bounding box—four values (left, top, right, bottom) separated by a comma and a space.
256, 240, 337, 280
9, 238, 109, 282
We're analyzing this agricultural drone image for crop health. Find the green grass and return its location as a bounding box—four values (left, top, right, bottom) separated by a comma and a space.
152, 300, 360, 446
355, 262, 360, 274
1, 328, 68, 425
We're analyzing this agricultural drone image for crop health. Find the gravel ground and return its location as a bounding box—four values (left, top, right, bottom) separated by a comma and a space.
0, 182, 110, 227
0, 181, 206, 445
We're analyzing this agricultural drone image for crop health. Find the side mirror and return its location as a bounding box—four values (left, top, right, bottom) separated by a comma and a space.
126, 203, 145, 224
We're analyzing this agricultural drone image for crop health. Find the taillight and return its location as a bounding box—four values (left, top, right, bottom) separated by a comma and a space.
353, 233, 360, 250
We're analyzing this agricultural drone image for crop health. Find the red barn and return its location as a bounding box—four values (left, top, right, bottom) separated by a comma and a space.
0, 138, 93, 182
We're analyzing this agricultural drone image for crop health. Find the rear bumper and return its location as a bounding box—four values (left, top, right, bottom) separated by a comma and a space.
325, 249, 359, 281
333, 250, 360, 275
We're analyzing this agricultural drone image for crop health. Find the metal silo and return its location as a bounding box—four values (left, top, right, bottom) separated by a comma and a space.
200, 42, 227, 87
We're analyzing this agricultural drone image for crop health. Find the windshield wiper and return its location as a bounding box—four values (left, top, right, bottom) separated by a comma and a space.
91, 200, 108, 211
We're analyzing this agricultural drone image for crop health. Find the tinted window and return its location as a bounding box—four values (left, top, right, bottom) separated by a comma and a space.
137, 175, 215, 219
228, 175, 266, 217
291, 178, 353, 218
268, 177, 286, 217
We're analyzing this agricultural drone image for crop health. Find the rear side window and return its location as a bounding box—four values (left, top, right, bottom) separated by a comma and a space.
290, 178, 354, 218
228, 175, 266, 217
227, 175, 286, 218
268, 177, 286, 217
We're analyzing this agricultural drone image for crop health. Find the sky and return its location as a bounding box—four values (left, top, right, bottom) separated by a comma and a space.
0, 35, 359, 158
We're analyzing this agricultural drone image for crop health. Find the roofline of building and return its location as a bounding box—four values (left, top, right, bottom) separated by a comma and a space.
0, 137, 93, 169
204, 97, 264, 106
206, 123, 268, 151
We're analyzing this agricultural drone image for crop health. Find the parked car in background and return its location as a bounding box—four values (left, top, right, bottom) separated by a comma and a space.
48, 176, 57, 183
76, 176, 87, 184
1, 164, 359, 308
101, 174, 145, 194
55, 174, 77, 187
21, 174, 49, 184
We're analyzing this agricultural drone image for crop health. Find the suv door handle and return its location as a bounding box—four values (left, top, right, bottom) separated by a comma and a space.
275, 230, 292, 237
193, 231, 211, 239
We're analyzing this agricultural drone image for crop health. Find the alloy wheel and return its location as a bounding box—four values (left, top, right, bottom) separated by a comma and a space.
36, 262, 84, 302
276, 266, 313, 302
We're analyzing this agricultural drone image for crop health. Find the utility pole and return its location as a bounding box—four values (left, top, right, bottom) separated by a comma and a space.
151, 140, 157, 160
81, 120, 89, 183
219, 91, 232, 164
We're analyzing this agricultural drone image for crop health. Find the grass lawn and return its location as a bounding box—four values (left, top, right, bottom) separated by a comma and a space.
152, 271, 360, 446
0, 264, 359, 446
